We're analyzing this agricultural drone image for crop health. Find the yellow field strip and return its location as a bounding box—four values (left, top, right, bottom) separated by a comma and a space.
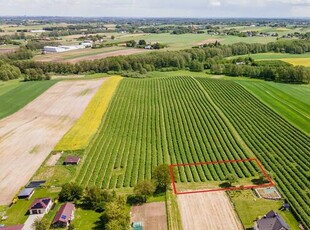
54, 76, 123, 151
280, 58, 310, 67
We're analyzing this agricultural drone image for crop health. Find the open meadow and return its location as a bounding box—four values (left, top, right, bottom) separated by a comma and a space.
0, 79, 105, 205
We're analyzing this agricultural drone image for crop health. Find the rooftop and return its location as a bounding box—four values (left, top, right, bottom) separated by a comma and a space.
52, 202, 75, 224
18, 188, 34, 197
256, 210, 290, 230
29, 198, 51, 210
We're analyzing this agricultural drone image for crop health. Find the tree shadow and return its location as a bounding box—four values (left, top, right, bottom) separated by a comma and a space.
219, 182, 231, 188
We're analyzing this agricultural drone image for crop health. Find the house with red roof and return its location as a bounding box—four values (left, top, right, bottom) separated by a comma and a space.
52, 202, 75, 228
64, 156, 80, 165
28, 198, 52, 215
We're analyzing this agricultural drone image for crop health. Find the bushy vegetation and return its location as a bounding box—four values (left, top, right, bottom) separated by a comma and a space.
9, 39, 310, 84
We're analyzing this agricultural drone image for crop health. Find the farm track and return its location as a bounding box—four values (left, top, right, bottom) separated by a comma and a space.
0, 79, 105, 205
197, 78, 310, 227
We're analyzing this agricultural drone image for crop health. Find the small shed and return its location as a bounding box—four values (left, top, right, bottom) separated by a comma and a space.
18, 188, 34, 200
64, 156, 80, 165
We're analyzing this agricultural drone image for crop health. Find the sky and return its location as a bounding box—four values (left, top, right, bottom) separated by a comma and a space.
0, 0, 310, 18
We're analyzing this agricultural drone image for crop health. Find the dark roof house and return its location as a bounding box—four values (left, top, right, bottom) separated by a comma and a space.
28, 198, 52, 215
254, 210, 290, 230
18, 188, 34, 200
52, 202, 75, 228
64, 156, 80, 165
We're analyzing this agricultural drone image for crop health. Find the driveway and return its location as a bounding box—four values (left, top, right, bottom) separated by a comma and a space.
23, 214, 44, 230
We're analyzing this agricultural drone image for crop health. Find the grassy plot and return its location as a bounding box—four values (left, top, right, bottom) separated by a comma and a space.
229, 190, 299, 230
0, 80, 57, 119
71, 208, 102, 230
236, 80, 310, 135
54, 76, 122, 151
76, 76, 259, 190
0, 188, 60, 226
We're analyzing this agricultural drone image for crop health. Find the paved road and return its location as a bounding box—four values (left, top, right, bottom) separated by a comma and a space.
23, 214, 44, 230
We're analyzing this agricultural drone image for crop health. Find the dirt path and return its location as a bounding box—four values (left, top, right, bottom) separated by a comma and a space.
0, 79, 105, 205
195, 38, 223, 46
130, 202, 167, 230
178, 192, 243, 230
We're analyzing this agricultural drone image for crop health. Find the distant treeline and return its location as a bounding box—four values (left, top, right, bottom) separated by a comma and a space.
2, 39, 310, 83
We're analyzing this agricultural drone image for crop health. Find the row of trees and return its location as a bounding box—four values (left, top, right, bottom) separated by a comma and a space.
2, 39, 310, 84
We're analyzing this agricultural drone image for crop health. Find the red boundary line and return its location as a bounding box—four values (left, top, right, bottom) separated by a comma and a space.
169, 158, 274, 195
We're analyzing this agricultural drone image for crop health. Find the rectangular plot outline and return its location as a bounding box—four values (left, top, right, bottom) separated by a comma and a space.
170, 158, 274, 195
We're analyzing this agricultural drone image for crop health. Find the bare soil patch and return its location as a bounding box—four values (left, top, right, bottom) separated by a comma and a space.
196, 38, 223, 46
0, 47, 19, 54
130, 202, 167, 230
0, 79, 105, 205
45, 152, 62, 166
178, 192, 243, 230
66, 48, 148, 63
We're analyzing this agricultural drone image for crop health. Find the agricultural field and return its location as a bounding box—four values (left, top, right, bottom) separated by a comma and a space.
55, 76, 122, 151
0, 80, 58, 119
0, 79, 105, 205
69, 73, 310, 227
196, 78, 310, 227
230, 52, 310, 67
76, 76, 260, 191
34, 46, 147, 63
236, 80, 310, 135
178, 192, 243, 230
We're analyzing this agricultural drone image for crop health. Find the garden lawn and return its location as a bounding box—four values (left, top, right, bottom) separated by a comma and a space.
229, 190, 299, 230
71, 208, 102, 230
0, 188, 60, 226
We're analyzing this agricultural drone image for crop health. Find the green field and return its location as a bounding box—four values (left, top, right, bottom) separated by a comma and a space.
76, 76, 260, 190
197, 78, 310, 227
0, 80, 57, 119
72, 74, 309, 227
235, 80, 310, 135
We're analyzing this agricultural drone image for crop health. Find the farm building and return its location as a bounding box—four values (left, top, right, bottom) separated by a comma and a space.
52, 202, 75, 228
0, 224, 24, 230
28, 198, 52, 215
64, 156, 80, 165
18, 188, 34, 200
254, 210, 290, 230
43, 45, 86, 53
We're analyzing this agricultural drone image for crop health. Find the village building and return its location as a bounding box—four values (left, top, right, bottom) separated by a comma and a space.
254, 210, 290, 230
52, 202, 75, 228
28, 198, 52, 215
